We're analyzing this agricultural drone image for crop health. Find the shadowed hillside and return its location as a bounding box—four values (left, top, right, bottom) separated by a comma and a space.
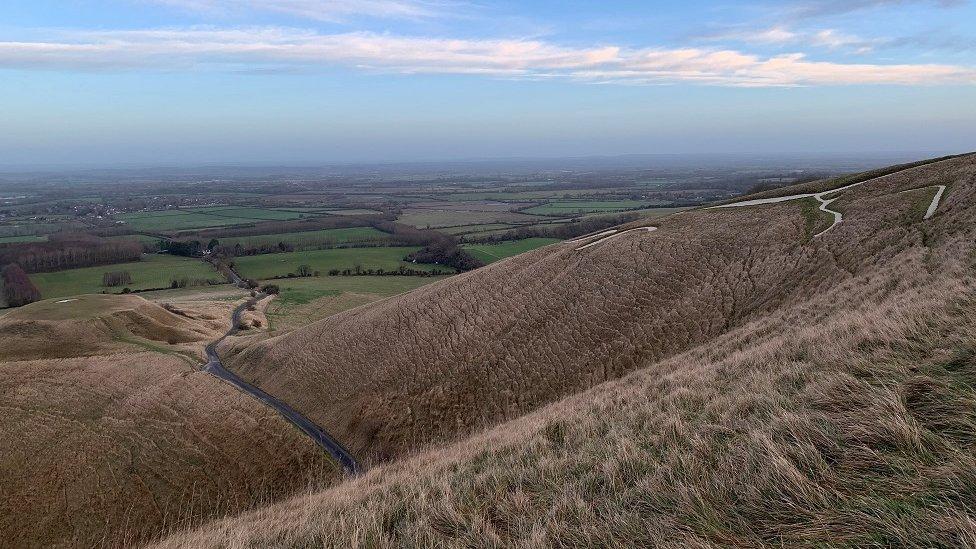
155, 153, 976, 546
0, 295, 340, 548
221, 154, 975, 466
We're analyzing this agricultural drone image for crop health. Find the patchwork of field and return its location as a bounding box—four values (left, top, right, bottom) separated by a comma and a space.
232, 247, 452, 280
522, 200, 658, 215
396, 209, 545, 229
439, 223, 517, 235
118, 207, 310, 232
322, 208, 384, 216
217, 227, 391, 248
462, 238, 561, 264
29, 254, 222, 299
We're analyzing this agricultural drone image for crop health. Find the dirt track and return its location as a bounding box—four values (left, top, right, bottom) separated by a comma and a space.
712, 177, 947, 234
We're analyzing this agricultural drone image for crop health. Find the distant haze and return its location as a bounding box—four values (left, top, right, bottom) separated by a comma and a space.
1, 1, 974, 165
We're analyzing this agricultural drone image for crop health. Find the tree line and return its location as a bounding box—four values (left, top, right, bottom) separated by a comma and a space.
2, 264, 41, 307
0, 234, 142, 273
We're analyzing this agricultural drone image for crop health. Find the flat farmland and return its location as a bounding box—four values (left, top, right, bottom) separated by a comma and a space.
462, 238, 561, 264
217, 227, 391, 248
30, 254, 223, 299
118, 207, 309, 232
185, 207, 307, 221
233, 247, 452, 280
0, 235, 48, 243
522, 200, 657, 216
397, 209, 544, 228
440, 223, 517, 235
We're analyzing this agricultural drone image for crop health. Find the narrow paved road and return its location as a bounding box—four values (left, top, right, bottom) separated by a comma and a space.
202, 269, 360, 475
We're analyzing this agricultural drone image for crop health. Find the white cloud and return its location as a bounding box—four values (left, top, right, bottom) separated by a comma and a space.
809, 29, 877, 53
149, 0, 458, 21
1, 27, 973, 87
703, 26, 879, 53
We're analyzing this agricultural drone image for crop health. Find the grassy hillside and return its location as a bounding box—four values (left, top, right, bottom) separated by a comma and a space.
0, 295, 340, 547
149, 154, 976, 546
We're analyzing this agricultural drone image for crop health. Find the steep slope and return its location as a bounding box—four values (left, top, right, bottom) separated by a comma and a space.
155, 153, 976, 546
0, 295, 340, 547
221, 154, 975, 465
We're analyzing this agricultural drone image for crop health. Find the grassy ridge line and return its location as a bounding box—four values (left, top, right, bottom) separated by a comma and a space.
151, 195, 976, 547
712, 153, 972, 207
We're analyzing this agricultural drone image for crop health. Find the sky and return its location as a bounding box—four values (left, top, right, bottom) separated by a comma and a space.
0, 0, 974, 166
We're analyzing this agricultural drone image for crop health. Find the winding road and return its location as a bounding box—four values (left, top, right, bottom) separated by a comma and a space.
202, 269, 359, 475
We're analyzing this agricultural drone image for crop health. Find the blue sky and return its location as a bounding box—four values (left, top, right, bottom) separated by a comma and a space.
0, 0, 974, 166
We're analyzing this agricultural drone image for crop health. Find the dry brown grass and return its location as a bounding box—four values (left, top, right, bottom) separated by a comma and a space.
0, 294, 224, 361
219, 155, 976, 468
150, 154, 976, 547
0, 295, 342, 548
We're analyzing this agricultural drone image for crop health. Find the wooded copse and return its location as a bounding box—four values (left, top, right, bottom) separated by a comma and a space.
0, 235, 143, 274
101, 271, 132, 287
2, 263, 41, 307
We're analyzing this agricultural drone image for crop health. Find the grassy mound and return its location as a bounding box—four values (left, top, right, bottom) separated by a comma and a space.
0, 294, 220, 361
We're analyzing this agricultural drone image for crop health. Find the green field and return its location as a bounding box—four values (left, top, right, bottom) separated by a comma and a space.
29, 254, 224, 300
462, 238, 561, 264
118, 207, 308, 232
440, 223, 517, 235
185, 207, 307, 221
217, 227, 391, 248
397, 209, 543, 228
0, 235, 48, 243
263, 276, 450, 330
322, 209, 384, 216
522, 200, 654, 216
233, 247, 453, 280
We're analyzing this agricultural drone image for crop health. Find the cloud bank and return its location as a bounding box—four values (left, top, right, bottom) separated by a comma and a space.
2, 27, 974, 86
